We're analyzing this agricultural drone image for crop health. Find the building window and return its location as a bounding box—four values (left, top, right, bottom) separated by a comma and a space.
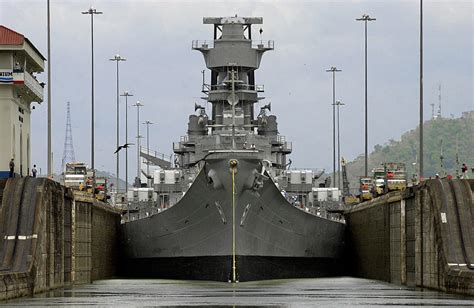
19, 116, 23, 123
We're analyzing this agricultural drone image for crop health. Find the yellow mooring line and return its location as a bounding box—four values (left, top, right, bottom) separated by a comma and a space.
231, 165, 237, 282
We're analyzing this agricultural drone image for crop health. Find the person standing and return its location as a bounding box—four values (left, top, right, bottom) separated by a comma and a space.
31, 165, 38, 178
461, 163, 469, 179
9, 158, 15, 178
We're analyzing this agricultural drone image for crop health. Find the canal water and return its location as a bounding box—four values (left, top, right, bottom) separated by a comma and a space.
4, 277, 474, 307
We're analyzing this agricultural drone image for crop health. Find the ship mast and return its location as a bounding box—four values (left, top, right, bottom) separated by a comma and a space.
230, 67, 237, 149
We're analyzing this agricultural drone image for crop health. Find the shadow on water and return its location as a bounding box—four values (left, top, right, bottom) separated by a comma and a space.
4, 277, 474, 307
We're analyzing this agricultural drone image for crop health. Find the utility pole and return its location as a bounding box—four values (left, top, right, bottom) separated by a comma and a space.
439, 139, 444, 176
326, 66, 341, 187
143, 120, 153, 187
47, 0, 52, 178
110, 54, 126, 193
82, 7, 103, 192
120, 91, 133, 191
333, 101, 345, 189
132, 101, 144, 187
419, 0, 424, 180
356, 14, 376, 177
455, 134, 460, 178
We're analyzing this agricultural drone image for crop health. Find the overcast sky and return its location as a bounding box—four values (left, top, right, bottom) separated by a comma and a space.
1, 0, 472, 179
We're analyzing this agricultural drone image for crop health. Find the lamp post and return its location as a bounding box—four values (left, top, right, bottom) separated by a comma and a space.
326, 66, 341, 188
82, 7, 102, 191
47, 0, 52, 178
333, 100, 345, 189
419, 0, 424, 180
356, 14, 376, 177
120, 91, 133, 191
132, 101, 144, 187
110, 54, 126, 193
143, 120, 153, 187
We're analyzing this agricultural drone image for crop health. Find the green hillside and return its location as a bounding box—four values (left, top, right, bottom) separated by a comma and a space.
345, 111, 474, 192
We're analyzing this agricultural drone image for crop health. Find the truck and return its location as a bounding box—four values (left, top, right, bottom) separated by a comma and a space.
64, 162, 109, 202
94, 177, 109, 201
359, 177, 374, 201
373, 162, 407, 195
63, 162, 88, 190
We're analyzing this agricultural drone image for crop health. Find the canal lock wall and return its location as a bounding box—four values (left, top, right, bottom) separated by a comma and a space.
2, 176, 474, 300
0, 177, 121, 301
344, 179, 474, 295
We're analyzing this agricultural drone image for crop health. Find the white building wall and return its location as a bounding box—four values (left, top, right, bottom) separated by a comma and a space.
0, 50, 39, 177
0, 51, 14, 176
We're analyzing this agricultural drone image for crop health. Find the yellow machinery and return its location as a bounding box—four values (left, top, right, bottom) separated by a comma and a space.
64, 162, 109, 201
373, 162, 407, 194
359, 177, 374, 201
341, 157, 360, 205
94, 177, 108, 201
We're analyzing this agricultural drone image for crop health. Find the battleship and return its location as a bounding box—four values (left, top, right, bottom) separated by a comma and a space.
121, 16, 346, 282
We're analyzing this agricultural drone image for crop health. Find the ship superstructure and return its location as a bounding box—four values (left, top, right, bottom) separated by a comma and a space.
174, 16, 289, 170
121, 16, 345, 282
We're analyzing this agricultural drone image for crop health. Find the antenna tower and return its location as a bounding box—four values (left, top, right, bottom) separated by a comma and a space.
61, 102, 76, 172
437, 83, 442, 118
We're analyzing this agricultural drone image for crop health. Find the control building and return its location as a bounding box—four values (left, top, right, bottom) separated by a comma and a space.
0, 25, 45, 178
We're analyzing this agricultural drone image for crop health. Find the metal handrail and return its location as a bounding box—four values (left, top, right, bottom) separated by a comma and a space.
203, 83, 264, 92
251, 40, 274, 49
192, 40, 214, 49
192, 39, 274, 50
13, 70, 44, 101
140, 146, 171, 162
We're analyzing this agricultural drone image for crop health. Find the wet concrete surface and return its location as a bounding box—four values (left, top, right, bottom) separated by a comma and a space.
3, 277, 474, 307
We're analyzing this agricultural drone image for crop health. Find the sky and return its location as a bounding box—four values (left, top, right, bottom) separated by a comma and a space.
1, 0, 472, 180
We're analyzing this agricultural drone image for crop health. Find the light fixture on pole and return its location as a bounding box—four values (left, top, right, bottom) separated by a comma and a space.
419, 0, 424, 181
356, 14, 376, 177
333, 100, 345, 189
132, 101, 144, 187
120, 91, 133, 191
82, 6, 103, 192
47, 0, 52, 178
326, 66, 342, 188
143, 120, 154, 187
110, 54, 126, 193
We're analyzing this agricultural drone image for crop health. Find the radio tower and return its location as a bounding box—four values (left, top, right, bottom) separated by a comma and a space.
61, 102, 76, 172
437, 83, 442, 118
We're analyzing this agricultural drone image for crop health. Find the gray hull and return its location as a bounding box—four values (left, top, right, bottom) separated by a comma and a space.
121, 157, 345, 281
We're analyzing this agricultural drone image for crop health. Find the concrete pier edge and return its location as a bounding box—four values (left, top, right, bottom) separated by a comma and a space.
0, 178, 120, 301
345, 179, 474, 296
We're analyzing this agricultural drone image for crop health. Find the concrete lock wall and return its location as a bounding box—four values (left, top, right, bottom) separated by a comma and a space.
345, 179, 474, 295
74, 192, 120, 283
0, 178, 120, 301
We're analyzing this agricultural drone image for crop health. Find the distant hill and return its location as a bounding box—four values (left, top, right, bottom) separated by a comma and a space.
344, 111, 474, 192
